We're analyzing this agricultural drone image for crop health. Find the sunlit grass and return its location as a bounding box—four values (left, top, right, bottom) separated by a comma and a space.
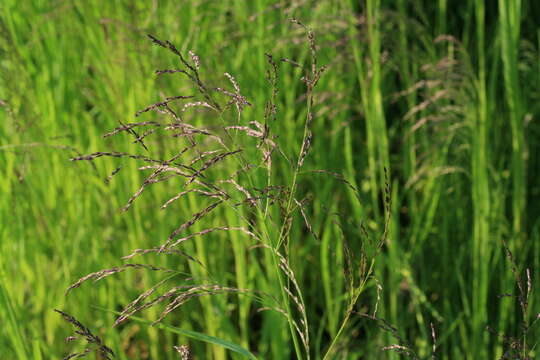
0, 1, 538, 359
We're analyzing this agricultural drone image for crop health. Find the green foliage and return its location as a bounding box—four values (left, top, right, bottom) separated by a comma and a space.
1, 0, 539, 359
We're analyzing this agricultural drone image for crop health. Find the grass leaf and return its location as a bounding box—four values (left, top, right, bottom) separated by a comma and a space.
94, 306, 258, 360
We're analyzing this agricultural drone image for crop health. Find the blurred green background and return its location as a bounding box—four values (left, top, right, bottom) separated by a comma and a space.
1, 0, 539, 359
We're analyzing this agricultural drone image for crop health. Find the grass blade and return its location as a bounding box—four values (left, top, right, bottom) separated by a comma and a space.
0, 263, 30, 359
95, 306, 258, 360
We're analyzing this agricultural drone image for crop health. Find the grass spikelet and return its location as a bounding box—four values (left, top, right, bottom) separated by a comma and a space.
65, 264, 171, 295
55, 309, 114, 360
160, 200, 224, 251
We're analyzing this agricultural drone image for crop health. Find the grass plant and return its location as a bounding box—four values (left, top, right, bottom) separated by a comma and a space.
1, 1, 539, 359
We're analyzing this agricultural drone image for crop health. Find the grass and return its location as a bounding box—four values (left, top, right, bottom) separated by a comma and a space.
1, 1, 539, 359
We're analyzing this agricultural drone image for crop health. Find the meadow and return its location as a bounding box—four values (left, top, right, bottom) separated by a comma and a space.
1, 0, 539, 359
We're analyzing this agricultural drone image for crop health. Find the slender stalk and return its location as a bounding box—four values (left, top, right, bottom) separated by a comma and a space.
499, 0, 525, 238
366, 0, 390, 202
323, 260, 376, 360
470, 1, 491, 357
437, 0, 447, 35
274, 67, 315, 360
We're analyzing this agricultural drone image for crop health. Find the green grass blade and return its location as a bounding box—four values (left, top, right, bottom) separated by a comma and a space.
95, 307, 258, 360
0, 263, 30, 359
499, 0, 525, 237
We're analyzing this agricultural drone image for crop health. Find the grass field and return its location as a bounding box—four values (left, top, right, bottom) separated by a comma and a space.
1, 1, 539, 359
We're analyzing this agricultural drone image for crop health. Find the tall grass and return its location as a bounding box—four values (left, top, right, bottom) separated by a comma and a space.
470, 1, 491, 357
499, 0, 526, 239
1, 1, 539, 359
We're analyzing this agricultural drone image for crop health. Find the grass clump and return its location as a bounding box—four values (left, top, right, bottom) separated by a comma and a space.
61, 23, 390, 359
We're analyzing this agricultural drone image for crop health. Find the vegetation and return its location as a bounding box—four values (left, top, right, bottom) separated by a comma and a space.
1, 1, 539, 359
